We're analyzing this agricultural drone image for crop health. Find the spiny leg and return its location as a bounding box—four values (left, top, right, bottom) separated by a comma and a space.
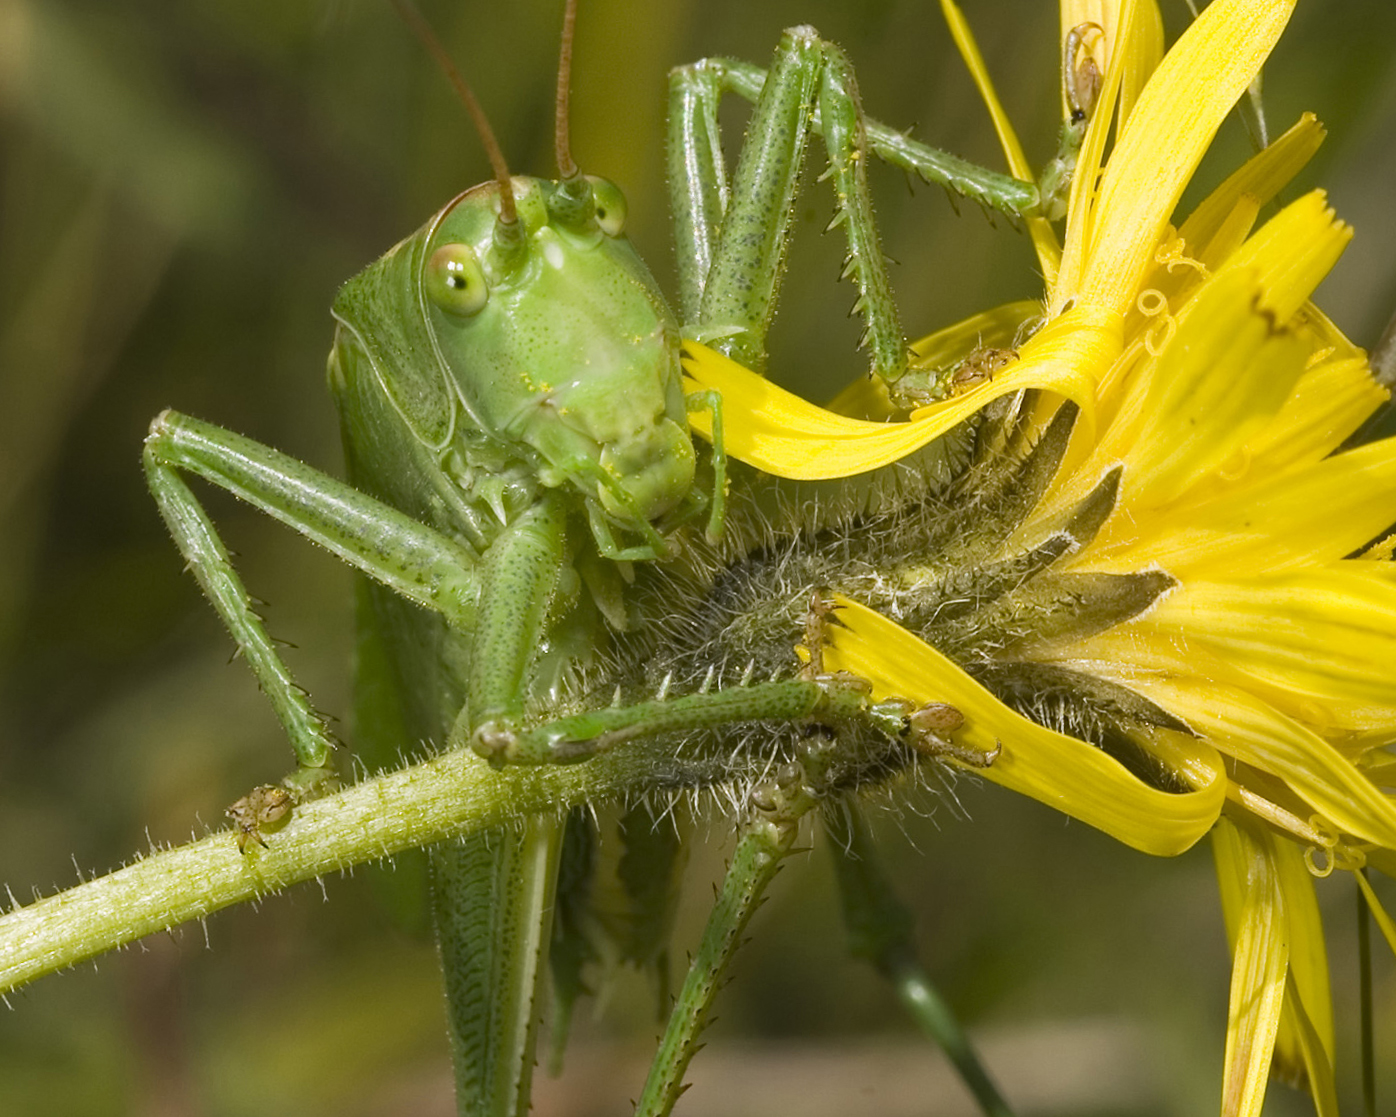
481, 589, 988, 768
713, 58, 1043, 220
669, 23, 1104, 391
144, 409, 480, 790
669, 27, 909, 385
633, 752, 818, 1117
628, 597, 997, 1115
480, 673, 911, 766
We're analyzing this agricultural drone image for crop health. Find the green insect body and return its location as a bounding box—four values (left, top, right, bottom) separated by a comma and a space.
139, 13, 1094, 1114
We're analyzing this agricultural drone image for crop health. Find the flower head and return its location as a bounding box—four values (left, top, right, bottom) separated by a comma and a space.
683, 0, 1395, 1111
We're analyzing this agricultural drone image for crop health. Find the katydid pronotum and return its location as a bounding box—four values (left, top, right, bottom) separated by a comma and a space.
133, 3, 1097, 1113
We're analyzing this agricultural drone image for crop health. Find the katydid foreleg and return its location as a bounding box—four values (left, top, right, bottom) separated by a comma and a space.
143, 409, 481, 793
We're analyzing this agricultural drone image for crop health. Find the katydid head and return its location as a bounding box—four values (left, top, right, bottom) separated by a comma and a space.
420, 174, 695, 542
329, 171, 700, 561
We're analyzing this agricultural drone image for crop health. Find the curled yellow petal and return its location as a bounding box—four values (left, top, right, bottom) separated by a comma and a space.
682, 306, 1108, 480
824, 598, 1224, 856
1125, 671, 1396, 850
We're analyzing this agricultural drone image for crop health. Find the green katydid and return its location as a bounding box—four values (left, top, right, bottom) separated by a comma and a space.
140, 2, 1092, 1112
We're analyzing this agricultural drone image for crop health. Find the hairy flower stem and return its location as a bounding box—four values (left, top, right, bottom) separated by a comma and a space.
0, 738, 761, 996
826, 803, 1014, 1117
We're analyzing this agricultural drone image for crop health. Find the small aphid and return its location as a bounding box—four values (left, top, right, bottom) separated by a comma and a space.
1064, 23, 1104, 122
909, 702, 965, 735
906, 702, 998, 769
226, 784, 294, 854
950, 346, 1018, 394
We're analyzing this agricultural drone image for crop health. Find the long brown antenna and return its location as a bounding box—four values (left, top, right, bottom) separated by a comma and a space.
391, 0, 517, 224
554, 0, 579, 180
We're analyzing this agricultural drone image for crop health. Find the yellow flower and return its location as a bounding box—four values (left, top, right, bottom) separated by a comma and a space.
684, 0, 1395, 1112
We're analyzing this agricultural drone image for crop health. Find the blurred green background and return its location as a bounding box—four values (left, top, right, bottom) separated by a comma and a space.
1, 1, 1393, 1113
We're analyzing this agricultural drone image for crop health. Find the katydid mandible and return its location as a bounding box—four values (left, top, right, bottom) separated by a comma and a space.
141, 3, 1065, 1112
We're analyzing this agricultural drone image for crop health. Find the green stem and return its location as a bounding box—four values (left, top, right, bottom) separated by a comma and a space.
825, 803, 1013, 1117
891, 966, 1013, 1117
0, 740, 704, 996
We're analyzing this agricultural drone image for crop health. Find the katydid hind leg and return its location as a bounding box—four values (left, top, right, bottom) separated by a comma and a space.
712, 56, 1042, 219
677, 28, 906, 383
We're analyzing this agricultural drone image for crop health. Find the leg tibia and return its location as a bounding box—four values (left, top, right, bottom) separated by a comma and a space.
817, 44, 908, 382
144, 455, 335, 771
477, 672, 942, 767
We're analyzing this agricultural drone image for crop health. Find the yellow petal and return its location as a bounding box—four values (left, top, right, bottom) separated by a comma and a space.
1270, 840, 1336, 1097
1213, 818, 1332, 1109
1213, 817, 1289, 1117
1063, 0, 1298, 314
1119, 267, 1306, 510
1107, 435, 1396, 577
1054, 0, 1132, 300
1123, 671, 1396, 850
824, 598, 1224, 855
1179, 113, 1326, 257
1245, 356, 1387, 474
1278, 970, 1340, 1117
1147, 568, 1396, 710
682, 307, 1108, 480
1214, 191, 1352, 325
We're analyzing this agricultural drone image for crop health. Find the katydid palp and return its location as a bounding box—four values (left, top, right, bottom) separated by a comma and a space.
139, 3, 1076, 1112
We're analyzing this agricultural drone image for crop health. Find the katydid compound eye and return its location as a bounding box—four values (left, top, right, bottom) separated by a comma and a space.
426, 243, 489, 316
585, 175, 627, 237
